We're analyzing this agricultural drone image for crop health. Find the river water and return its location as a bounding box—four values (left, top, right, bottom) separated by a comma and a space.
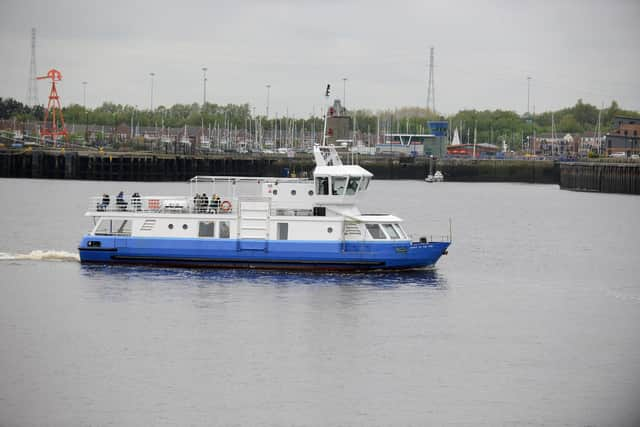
0, 178, 639, 426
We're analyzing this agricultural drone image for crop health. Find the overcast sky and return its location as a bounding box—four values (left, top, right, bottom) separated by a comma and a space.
1, 0, 638, 118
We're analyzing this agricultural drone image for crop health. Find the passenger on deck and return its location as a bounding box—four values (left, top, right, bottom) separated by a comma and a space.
193, 193, 200, 213
209, 194, 221, 213
131, 192, 142, 211
116, 191, 127, 211
200, 193, 208, 213
97, 193, 110, 211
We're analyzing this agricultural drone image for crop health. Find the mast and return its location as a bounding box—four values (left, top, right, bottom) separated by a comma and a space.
473, 124, 477, 158
595, 104, 602, 155
551, 112, 556, 157
321, 84, 330, 146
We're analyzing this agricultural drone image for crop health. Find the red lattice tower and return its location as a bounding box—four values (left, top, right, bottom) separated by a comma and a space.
37, 69, 68, 143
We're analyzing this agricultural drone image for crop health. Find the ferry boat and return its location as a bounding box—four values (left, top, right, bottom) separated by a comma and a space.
78, 145, 451, 271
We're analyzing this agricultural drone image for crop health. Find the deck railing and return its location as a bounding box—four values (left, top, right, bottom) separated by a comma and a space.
87, 195, 237, 215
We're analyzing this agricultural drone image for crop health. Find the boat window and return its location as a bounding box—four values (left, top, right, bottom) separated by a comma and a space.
277, 223, 289, 240
393, 224, 407, 239
316, 177, 329, 195
382, 224, 400, 239
365, 223, 386, 239
198, 221, 215, 238
219, 221, 230, 238
332, 176, 347, 195
360, 177, 370, 190
345, 176, 361, 195
94, 219, 131, 236
94, 219, 109, 235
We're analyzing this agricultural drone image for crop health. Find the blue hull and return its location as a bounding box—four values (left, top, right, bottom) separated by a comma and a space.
78, 236, 450, 271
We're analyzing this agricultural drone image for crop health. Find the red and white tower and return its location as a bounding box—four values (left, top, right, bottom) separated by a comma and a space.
38, 68, 68, 143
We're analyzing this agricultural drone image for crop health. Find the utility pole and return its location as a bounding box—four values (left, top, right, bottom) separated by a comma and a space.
27, 28, 39, 106
426, 47, 435, 113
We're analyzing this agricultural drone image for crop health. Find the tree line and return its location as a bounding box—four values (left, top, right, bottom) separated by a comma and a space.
1, 97, 638, 143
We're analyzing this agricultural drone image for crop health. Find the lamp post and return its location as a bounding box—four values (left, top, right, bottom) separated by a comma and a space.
82, 81, 87, 109
149, 72, 155, 111
342, 77, 347, 112
526, 76, 532, 153
265, 84, 271, 119
527, 76, 531, 117
202, 67, 208, 106
82, 81, 88, 143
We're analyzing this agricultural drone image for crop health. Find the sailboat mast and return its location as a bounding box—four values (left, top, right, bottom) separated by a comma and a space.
473, 123, 477, 158
551, 112, 555, 157
596, 104, 602, 155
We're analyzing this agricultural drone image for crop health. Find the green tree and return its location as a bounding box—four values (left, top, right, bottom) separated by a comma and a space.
558, 114, 581, 133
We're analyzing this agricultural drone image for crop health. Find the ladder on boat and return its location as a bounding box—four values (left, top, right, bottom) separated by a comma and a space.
237, 198, 270, 251
342, 221, 366, 252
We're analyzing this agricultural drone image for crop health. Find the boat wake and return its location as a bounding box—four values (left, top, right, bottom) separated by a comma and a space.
0, 250, 80, 262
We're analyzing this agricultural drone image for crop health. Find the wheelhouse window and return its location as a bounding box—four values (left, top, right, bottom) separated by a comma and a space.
198, 221, 215, 237
382, 223, 400, 239
392, 223, 408, 239
219, 221, 230, 239
332, 176, 347, 195
365, 223, 386, 239
345, 176, 361, 195
316, 177, 329, 195
360, 177, 370, 190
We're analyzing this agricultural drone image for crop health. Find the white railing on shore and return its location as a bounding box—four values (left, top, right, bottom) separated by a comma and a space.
87, 195, 237, 215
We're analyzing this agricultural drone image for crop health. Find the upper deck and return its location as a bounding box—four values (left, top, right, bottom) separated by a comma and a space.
86, 145, 377, 216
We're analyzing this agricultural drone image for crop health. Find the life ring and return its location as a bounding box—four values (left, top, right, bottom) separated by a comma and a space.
220, 200, 232, 213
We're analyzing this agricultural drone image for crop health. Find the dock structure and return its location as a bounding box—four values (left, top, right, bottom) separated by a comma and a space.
560, 162, 640, 195
0, 150, 314, 181
1, 149, 639, 194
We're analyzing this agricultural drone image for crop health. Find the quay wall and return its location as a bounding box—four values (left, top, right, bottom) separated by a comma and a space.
559, 162, 640, 195
0, 150, 558, 183
1, 150, 638, 194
